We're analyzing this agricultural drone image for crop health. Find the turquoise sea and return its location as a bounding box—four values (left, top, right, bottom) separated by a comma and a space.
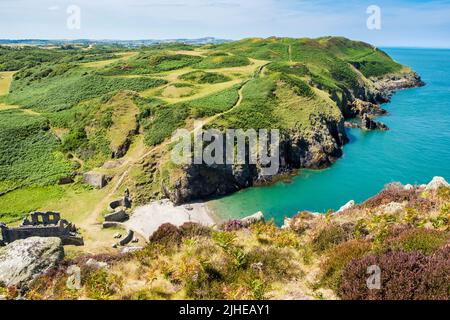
208, 48, 450, 225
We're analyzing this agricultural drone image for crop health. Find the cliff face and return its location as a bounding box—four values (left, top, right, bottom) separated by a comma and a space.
374, 71, 425, 94
165, 117, 347, 204
163, 71, 424, 205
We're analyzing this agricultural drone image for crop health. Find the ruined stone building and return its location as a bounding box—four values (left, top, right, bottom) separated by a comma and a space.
0, 211, 84, 246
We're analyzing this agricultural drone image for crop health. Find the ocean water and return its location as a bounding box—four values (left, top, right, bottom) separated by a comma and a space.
208, 48, 450, 225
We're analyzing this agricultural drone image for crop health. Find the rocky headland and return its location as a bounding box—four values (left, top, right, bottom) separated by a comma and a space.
164, 70, 425, 205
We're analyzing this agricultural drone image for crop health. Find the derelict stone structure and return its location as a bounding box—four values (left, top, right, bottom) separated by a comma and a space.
0, 212, 84, 246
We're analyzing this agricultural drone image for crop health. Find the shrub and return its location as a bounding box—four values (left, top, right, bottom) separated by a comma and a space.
0, 110, 72, 191
149, 223, 182, 246
437, 186, 450, 201
179, 222, 211, 238
248, 279, 269, 300
179, 71, 230, 84
187, 85, 240, 118
84, 268, 123, 300
143, 104, 189, 146
212, 231, 237, 253
386, 228, 448, 255
280, 74, 315, 98
362, 183, 434, 212
339, 247, 450, 300
184, 261, 226, 299
100, 109, 114, 128
418, 246, 450, 300
246, 246, 298, 280
319, 240, 372, 291
430, 207, 449, 229
61, 127, 88, 152
312, 222, 354, 252
221, 219, 245, 232
251, 222, 299, 248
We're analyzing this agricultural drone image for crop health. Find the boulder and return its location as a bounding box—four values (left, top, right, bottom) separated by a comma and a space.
83, 171, 108, 189
336, 200, 356, 214
240, 212, 265, 227
120, 246, 143, 254
104, 210, 129, 223
103, 222, 124, 229
425, 176, 450, 191
118, 230, 134, 247
86, 258, 109, 270
381, 202, 405, 215
0, 237, 64, 289
283, 211, 320, 233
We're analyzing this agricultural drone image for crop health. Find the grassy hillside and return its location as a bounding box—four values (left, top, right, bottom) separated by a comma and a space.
0, 108, 72, 215
0, 37, 413, 244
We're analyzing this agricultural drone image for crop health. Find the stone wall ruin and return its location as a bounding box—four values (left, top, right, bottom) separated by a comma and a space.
0, 212, 84, 246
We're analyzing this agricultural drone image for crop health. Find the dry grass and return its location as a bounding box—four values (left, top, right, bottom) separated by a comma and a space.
82, 52, 138, 68
160, 85, 195, 98
0, 71, 15, 95
106, 92, 139, 152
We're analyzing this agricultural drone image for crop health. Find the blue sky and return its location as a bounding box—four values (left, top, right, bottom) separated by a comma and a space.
1, 0, 450, 47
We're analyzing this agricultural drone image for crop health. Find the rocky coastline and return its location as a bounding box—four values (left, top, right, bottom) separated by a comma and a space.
164, 71, 425, 205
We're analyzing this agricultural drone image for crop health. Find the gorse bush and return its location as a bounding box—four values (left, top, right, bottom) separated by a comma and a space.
280, 74, 315, 98
251, 222, 299, 248
186, 85, 240, 118
267, 62, 310, 77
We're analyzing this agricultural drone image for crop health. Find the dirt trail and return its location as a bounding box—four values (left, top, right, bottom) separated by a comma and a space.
288, 44, 293, 62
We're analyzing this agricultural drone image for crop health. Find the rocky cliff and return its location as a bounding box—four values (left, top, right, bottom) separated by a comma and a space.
163, 71, 424, 205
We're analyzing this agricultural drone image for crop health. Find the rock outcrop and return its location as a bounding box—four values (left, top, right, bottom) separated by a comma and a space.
374, 72, 425, 95
425, 176, 450, 191
360, 114, 389, 131
0, 237, 64, 289
336, 200, 356, 214
83, 171, 109, 189
240, 212, 265, 227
